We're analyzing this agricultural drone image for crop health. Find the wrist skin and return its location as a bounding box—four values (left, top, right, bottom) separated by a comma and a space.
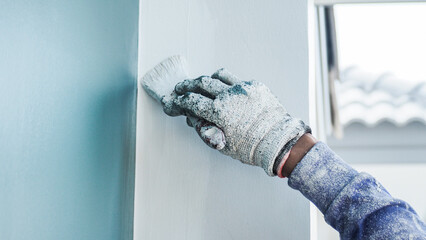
275, 133, 317, 178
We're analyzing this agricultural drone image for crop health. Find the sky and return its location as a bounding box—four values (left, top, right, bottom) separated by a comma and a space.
335, 3, 426, 83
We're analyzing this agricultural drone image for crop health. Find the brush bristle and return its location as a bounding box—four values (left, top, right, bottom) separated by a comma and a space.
141, 55, 189, 103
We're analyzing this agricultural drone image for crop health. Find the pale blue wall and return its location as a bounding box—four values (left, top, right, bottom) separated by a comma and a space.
0, 1, 138, 239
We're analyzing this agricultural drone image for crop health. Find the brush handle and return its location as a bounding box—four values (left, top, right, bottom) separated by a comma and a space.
187, 116, 226, 150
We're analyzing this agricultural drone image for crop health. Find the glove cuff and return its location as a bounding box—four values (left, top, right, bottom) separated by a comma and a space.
254, 117, 311, 176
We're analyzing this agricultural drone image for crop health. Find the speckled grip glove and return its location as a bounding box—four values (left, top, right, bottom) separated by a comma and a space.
173, 69, 311, 176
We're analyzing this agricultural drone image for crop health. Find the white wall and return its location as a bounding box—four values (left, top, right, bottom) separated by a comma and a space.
135, 0, 311, 239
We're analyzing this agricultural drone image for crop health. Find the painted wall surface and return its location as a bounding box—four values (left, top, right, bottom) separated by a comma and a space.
0, 1, 138, 240
135, 0, 311, 239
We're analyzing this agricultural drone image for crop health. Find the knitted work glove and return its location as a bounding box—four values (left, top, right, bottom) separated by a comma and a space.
172, 69, 311, 176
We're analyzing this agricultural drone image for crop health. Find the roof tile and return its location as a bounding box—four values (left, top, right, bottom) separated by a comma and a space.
337, 67, 426, 127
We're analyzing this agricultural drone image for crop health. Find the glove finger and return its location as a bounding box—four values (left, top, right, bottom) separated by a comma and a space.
211, 68, 240, 85
161, 92, 184, 116
187, 116, 226, 150
174, 92, 215, 122
175, 76, 230, 98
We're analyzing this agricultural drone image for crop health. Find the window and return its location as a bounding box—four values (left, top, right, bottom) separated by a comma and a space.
315, 1, 426, 152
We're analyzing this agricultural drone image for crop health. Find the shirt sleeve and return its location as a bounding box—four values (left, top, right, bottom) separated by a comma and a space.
288, 142, 426, 240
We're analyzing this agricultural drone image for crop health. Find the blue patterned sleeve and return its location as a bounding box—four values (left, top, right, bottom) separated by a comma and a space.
288, 142, 426, 239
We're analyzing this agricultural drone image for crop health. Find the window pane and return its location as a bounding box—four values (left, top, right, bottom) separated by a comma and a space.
335, 3, 426, 82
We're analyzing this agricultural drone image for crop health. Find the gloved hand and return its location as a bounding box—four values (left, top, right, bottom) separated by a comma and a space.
162, 91, 226, 150
172, 69, 311, 176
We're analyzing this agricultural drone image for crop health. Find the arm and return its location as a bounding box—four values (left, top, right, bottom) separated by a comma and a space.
149, 68, 426, 239
284, 134, 426, 239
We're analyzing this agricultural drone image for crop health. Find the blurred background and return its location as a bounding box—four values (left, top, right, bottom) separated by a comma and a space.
314, 1, 426, 239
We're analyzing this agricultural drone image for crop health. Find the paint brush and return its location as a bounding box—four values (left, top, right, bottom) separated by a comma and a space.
140, 55, 226, 150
